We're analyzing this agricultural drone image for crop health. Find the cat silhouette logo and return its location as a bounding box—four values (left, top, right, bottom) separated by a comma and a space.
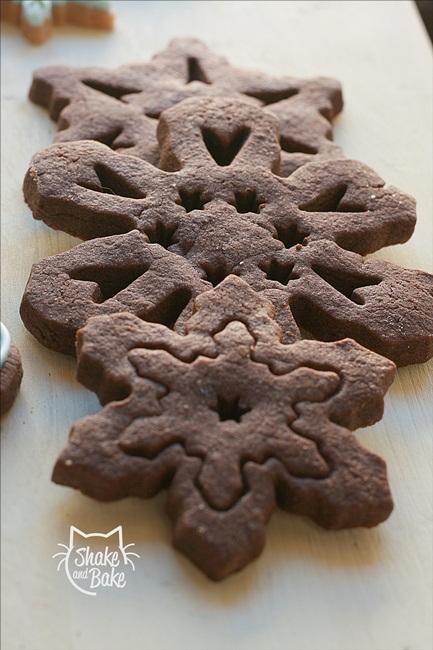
53, 526, 139, 596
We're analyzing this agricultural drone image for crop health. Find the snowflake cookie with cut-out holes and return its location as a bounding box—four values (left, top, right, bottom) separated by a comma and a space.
28, 37, 341, 175
53, 277, 395, 580
22, 95, 433, 364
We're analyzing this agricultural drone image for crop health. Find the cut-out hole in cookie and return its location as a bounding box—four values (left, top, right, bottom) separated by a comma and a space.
233, 189, 262, 214
211, 395, 251, 423
299, 184, 367, 213
274, 222, 309, 248
200, 262, 232, 287
144, 109, 161, 120
50, 97, 70, 121
145, 222, 178, 249
81, 79, 141, 100
105, 382, 132, 404
70, 263, 149, 302
261, 260, 297, 286
94, 126, 129, 150
186, 57, 211, 84
144, 288, 192, 329
177, 187, 206, 212
280, 135, 318, 155
245, 88, 299, 106
201, 125, 251, 166
81, 163, 146, 200
312, 265, 382, 302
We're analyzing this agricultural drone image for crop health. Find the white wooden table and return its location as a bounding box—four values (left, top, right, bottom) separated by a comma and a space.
1, 2, 432, 649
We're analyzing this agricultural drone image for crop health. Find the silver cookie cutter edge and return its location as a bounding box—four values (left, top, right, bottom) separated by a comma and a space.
1, 322, 11, 368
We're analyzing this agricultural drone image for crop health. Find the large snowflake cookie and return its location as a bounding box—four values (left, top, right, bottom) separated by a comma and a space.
22, 96, 433, 364
53, 277, 395, 580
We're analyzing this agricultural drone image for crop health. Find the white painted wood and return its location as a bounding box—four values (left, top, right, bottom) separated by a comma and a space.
1, 2, 432, 649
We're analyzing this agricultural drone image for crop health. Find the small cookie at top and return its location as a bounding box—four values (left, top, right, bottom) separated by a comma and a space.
1, 323, 23, 416
0, 1, 113, 45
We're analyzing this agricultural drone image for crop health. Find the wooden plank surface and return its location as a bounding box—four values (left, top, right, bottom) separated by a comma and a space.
1, 2, 432, 649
